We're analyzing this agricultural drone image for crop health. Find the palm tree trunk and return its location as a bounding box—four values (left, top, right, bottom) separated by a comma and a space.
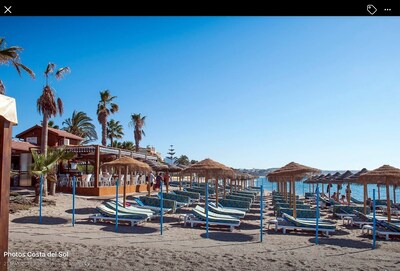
41, 113, 49, 196
101, 119, 107, 146
49, 178, 57, 195
110, 136, 113, 147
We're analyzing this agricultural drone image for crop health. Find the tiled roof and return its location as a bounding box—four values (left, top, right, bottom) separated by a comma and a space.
11, 141, 38, 152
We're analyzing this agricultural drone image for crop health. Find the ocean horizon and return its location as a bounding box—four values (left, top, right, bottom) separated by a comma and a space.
256, 177, 400, 203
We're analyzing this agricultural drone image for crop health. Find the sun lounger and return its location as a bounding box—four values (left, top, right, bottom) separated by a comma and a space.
133, 197, 174, 214
157, 193, 190, 208
376, 221, 400, 240
332, 205, 366, 218
89, 204, 149, 226
218, 199, 251, 211
350, 197, 364, 204
181, 205, 240, 232
173, 190, 201, 203
208, 203, 246, 218
273, 213, 336, 236
104, 201, 155, 217
226, 195, 253, 204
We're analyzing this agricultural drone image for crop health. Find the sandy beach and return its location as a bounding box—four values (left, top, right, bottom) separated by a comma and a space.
5, 190, 399, 271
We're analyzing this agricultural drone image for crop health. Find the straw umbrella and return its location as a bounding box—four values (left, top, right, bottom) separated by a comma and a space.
330, 170, 353, 204
358, 165, 400, 221
102, 156, 151, 206
180, 158, 235, 205
268, 162, 320, 218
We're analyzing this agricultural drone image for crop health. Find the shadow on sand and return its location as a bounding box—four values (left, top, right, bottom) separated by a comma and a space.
12, 216, 69, 225
100, 224, 158, 234
65, 207, 97, 215
200, 232, 255, 242
308, 237, 374, 249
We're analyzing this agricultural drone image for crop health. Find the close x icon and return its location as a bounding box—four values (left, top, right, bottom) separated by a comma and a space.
3, 5, 12, 14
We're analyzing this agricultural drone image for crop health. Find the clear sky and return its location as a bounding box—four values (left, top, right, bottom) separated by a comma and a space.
1, 17, 399, 170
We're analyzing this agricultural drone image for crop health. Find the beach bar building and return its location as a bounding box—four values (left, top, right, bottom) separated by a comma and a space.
12, 124, 160, 196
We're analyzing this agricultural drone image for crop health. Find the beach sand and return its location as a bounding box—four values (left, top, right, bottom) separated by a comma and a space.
7, 191, 400, 271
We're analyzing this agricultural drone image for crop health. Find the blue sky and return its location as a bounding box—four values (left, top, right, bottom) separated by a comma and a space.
1, 17, 400, 170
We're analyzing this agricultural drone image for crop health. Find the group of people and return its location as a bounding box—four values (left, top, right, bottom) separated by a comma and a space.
150, 171, 170, 192
330, 184, 352, 205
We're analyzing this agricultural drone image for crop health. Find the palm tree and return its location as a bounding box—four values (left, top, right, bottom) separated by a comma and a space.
30, 147, 75, 200
97, 90, 118, 146
62, 110, 98, 144
36, 62, 70, 196
121, 141, 135, 150
130, 113, 146, 152
0, 37, 35, 95
175, 155, 190, 166
48, 120, 59, 129
107, 119, 124, 147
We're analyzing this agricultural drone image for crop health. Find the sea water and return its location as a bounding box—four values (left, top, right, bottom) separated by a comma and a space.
256, 177, 400, 203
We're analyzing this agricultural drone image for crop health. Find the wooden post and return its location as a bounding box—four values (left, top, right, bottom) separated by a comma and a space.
223, 178, 226, 198
230, 178, 233, 194
215, 176, 219, 205
147, 172, 151, 196
394, 186, 397, 204
123, 166, 128, 207
293, 179, 297, 218
386, 179, 391, 222
377, 185, 381, 200
289, 180, 292, 206
363, 182, 368, 214
179, 175, 182, 191
94, 145, 100, 188
0, 117, 12, 271
190, 174, 192, 188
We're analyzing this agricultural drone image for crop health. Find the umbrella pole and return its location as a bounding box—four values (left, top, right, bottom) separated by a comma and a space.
123, 166, 127, 207
230, 178, 233, 194
386, 179, 391, 222
288, 180, 292, 206
205, 175, 209, 239
190, 174, 192, 188
179, 175, 182, 191
293, 179, 297, 218
394, 185, 397, 204
215, 176, 219, 206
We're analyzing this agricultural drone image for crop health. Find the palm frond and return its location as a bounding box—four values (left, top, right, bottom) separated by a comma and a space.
0, 80, 5, 95
16, 62, 35, 79
110, 103, 119, 113
55, 67, 71, 80
57, 97, 63, 115
45, 63, 55, 76
142, 130, 146, 137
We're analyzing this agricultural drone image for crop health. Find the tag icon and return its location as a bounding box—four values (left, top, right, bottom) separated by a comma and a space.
367, 4, 377, 15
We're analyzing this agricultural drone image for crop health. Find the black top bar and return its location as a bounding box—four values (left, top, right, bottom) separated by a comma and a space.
0, 1, 399, 16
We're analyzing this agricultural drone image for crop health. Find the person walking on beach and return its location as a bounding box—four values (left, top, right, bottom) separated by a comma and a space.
345, 184, 351, 206
155, 173, 162, 191
164, 171, 170, 193
150, 172, 155, 188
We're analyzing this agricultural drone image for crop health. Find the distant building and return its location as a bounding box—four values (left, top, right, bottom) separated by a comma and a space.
11, 125, 83, 187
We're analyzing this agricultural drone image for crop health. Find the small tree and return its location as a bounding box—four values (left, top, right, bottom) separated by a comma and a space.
175, 155, 190, 166
167, 145, 176, 165
31, 148, 75, 200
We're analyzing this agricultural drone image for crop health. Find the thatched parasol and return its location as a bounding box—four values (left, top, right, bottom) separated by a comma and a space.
267, 162, 320, 218
141, 159, 169, 172
102, 156, 152, 206
181, 158, 235, 205
358, 165, 400, 221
